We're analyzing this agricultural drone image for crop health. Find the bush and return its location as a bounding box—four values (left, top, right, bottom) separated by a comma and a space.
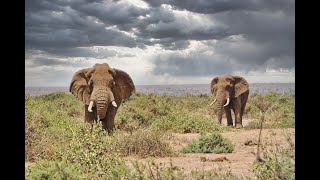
118, 92, 295, 131
181, 132, 234, 153
245, 92, 295, 128
25, 93, 83, 162
116, 93, 228, 133
52, 122, 134, 179
112, 128, 175, 158
26, 160, 86, 179
252, 132, 295, 179
151, 112, 228, 133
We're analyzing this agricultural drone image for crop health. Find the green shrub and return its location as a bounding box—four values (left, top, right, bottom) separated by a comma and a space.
25, 93, 83, 162
181, 132, 234, 153
115, 93, 228, 133
26, 160, 86, 179
245, 92, 294, 128
52, 122, 133, 179
151, 112, 228, 133
116, 91, 294, 131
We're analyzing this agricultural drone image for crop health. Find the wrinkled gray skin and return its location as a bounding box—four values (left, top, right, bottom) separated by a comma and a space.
70, 63, 135, 133
210, 75, 249, 128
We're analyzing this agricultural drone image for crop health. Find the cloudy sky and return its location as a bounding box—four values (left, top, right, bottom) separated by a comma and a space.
25, 0, 295, 87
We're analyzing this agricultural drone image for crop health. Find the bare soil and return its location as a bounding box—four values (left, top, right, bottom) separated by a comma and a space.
124, 118, 295, 179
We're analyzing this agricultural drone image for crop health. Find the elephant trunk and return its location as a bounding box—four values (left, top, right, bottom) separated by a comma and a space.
216, 90, 229, 124
90, 87, 116, 119
217, 100, 224, 124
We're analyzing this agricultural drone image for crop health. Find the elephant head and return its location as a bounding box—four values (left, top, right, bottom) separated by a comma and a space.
69, 63, 135, 120
210, 75, 248, 124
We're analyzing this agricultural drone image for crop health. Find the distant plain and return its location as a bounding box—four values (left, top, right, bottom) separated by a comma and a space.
25, 83, 294, 97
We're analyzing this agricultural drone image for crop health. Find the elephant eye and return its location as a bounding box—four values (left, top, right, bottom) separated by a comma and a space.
226, 84, 233, 89
109, 80, 115, 87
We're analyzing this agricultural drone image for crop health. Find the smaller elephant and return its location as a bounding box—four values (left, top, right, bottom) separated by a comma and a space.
69, 63, 135, 133
209, 75, 249, 128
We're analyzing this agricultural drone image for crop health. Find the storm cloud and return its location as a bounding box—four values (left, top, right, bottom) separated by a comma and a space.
26, 0, 294, 86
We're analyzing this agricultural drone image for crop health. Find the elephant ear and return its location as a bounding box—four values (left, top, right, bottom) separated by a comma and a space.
210, 77, 219, 96
233, 76, 249, 97
69, 68, 92, 105
112, 68, 135, 100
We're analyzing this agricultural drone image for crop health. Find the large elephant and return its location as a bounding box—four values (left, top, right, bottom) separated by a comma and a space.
209, 75, 249, 128
69, 63, 135, 133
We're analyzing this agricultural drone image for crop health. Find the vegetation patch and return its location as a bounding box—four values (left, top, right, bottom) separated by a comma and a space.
116, 93, 230, 133
244, 92, 295, 128
181, 132, 234, 153
191, 167, 237, 180
252, 132, 295, 179
25, 93, 83, 162
112, 128, 175, 158
25, 91, 294, 179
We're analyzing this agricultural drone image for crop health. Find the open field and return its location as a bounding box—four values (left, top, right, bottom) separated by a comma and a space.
25, 91, 294, 179
25, 83, 295, 97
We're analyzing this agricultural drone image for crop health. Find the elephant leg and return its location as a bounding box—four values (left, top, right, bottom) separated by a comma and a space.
240, 102, 247, 126
224, 106, 233, 127
239, 91, 249, 128
233, 109, 242, 128
233, 98, 243, 128
102, 104, 119, 134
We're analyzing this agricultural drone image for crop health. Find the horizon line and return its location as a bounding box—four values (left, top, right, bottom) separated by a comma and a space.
25, 82, 295, 88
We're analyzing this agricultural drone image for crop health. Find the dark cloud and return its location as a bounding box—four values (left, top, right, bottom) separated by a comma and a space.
135, 6, 231, 44
26, 0, 144, 52
27, 58, 89, 67
26, 0, 294, 85
142, 0, 294, 15
70, 0, 148, 27
151, 42, 294, 77
146, 1, 294, 75
152, 53, 235, 76
39, 47, 118, 58
211, 10, 294, 67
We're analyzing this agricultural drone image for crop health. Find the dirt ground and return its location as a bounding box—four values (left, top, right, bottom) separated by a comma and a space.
124, 118, 295, 179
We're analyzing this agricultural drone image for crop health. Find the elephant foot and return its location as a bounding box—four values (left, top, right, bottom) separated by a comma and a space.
235, 124, 243, 129
227, 124, 233, 128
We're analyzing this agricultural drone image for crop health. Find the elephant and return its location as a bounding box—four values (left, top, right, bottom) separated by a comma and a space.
209, 75, 249, 128
69, 63, 135, 133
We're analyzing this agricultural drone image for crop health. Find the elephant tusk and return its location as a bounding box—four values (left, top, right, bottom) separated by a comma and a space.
88, 101, 94, 112
209, 99, 217, 106
111, 101, 117, 107
224, 98, 230, 106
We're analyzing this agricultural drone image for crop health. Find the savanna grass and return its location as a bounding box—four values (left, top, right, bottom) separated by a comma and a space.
25, 93, 84, 161
112, 127, 175, 158
244, 92, 295, 129
25, 91, 294, 179
116, 92, 229, 133
251, 131, 295, 179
